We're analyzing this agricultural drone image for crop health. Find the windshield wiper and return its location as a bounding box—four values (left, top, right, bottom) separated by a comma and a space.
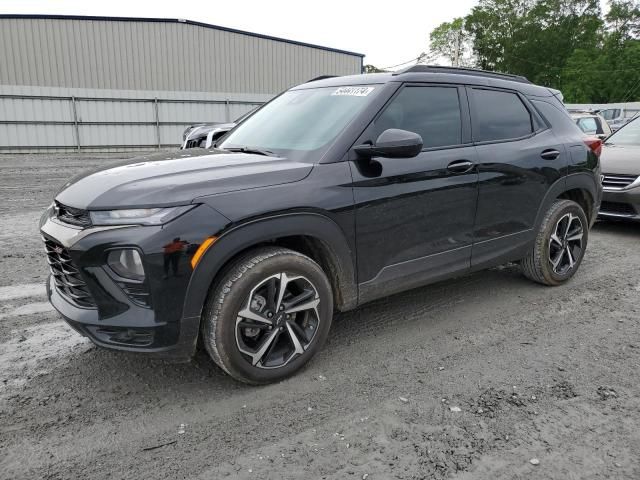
224, 146, 274, 156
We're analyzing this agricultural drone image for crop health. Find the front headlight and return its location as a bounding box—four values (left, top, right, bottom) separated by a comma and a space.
89, 205, 195, 226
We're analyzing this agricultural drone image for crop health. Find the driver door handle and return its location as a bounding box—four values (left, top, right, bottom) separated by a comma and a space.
447, 159, 474, 173
540, 149, 560, 160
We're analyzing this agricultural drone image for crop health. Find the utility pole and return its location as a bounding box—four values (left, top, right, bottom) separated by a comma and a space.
453, 30, 462, 67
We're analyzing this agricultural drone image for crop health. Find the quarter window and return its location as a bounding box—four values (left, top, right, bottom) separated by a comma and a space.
471, 89, 533, 142
374, 86, 462, 149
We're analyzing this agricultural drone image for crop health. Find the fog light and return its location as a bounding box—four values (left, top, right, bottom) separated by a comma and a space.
108, 249, 145, 281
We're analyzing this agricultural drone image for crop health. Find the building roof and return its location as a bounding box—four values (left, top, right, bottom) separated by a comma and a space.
0, 14, 365, 58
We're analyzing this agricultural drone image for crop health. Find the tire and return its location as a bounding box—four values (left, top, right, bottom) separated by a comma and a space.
521, 199, 589, 286
201, 247, 333, 384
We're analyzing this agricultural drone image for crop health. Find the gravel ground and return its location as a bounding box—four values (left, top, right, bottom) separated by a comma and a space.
1, 153, 639, 480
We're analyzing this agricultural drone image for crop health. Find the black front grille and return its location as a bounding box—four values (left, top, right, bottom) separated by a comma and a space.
183, 137, 206, 149
55, 202, 92, 227
600, 201, 637, 216
43, 236, 96, 308
117, 281, 151, 307
602, 174, 638, 190
92, 327, 154, 346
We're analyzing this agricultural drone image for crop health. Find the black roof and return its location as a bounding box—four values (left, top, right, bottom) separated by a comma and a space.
293, 66, 551, 97
394, 65, 531, 84
0, 14, 365, 58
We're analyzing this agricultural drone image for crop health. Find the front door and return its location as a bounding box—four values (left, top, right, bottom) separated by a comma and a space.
348, 84, 479, 303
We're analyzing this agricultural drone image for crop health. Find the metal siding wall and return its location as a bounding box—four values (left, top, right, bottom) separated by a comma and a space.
0, 17, 362, 151
0, 17, 362, 94
0, 86, 268, 152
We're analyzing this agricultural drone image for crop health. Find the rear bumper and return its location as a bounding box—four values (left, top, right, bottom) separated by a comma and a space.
599, 187, 640, 222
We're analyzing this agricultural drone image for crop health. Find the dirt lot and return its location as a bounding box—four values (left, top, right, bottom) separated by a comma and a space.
1, 154, 639, 480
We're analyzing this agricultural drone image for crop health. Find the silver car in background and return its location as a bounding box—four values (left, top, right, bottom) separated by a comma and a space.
181, 108, 257, 149
599, 116, 640, 221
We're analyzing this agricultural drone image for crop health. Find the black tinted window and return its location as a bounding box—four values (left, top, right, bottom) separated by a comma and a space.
471, 89, 533, 142
374, 86, 462, 148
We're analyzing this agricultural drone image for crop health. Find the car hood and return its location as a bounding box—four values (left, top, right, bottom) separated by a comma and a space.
600, 144, 640, 175
55, 149, 313, 210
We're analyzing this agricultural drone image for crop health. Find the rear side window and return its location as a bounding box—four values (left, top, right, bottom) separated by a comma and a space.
373, 86, 462, 149
470, 89, 533, 142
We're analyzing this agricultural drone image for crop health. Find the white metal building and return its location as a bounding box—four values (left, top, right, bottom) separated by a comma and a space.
0, 15, 364, 152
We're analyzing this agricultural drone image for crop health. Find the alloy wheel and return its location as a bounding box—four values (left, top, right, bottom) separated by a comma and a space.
548, 212, 584, 275
235, 273, 321, 369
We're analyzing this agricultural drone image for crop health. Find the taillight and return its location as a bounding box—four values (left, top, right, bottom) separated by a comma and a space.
584, 136, 603, 158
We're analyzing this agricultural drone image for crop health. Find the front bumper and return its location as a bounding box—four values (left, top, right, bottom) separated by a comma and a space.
40, 204, 229, 360
599, 185, 640, 222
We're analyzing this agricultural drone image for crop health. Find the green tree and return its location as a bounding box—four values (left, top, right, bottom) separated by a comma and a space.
606, 0, 640, 41
562, 1, 640, 102
429, 18, 473, 66
363, 64, 387, 73
464, 0, 535, 71
431, 0, 640, 102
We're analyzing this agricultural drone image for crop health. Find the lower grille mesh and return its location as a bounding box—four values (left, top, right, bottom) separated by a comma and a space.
600, 201, 637, 216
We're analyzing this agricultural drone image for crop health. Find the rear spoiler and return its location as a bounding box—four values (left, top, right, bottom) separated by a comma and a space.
548, 88, 564, 103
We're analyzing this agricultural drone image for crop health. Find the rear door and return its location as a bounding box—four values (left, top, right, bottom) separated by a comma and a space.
468, 87, 568, 268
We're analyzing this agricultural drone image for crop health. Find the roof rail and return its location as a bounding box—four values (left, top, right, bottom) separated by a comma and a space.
394, 65, 531, 84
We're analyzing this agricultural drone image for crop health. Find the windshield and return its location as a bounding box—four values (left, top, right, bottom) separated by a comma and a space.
606, 116, 640, 145
219, 86, 377, 159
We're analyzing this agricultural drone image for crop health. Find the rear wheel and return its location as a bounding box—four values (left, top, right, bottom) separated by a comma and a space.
202, 247, 333, 384
521, 199, 588, 285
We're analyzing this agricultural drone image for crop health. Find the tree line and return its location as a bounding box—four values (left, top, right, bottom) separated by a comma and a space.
366, 0, 640, 103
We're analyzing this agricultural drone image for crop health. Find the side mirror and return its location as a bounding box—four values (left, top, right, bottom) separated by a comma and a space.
354, 129, 423, 159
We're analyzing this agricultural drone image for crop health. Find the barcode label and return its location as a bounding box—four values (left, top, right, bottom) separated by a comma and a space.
331, 86, 375, 97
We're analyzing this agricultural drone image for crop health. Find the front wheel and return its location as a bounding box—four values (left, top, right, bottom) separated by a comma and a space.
521, 199, 589, 286
201, 247, 333, 384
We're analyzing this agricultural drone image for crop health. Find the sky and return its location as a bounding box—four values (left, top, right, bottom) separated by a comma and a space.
0, 0, 481, 68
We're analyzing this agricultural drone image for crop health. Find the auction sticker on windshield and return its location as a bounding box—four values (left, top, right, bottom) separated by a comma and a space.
332, 86, 375, 96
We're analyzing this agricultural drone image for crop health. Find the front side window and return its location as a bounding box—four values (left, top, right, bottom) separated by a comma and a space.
219, 86, 377, 158
372, 86, 463, 149
606, 116, 640, 146
471, 88, 533, 142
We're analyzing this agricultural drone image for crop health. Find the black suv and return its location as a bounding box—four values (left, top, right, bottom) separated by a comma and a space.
40, 66, 602, 384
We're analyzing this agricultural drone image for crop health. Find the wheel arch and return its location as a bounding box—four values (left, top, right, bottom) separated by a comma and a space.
558, 188, 594, 223
181, 212, 358, 322
534, 173, 600, 230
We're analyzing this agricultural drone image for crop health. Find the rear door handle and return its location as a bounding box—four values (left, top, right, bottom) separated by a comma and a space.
540, 149, 560, 160
447, 160, 474, 173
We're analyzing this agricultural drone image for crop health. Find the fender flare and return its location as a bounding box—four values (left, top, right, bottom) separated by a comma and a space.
533, 172, 599, 229
181, 212, 358, 321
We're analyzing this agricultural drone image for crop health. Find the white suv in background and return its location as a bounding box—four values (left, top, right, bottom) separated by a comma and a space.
571, 111, 612, 140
